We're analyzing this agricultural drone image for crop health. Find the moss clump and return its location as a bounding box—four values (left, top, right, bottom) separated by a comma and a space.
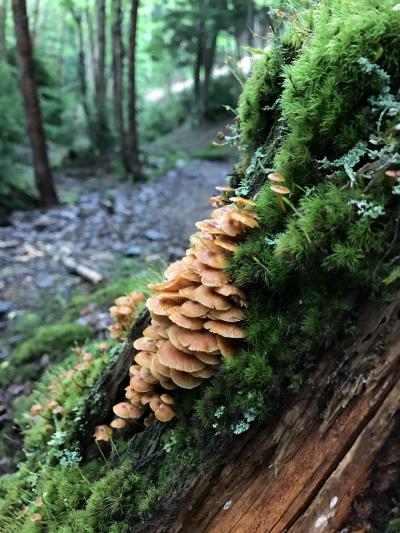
238, 36, 299, 152
275, 0, 400, 184
12, 323, 94, 365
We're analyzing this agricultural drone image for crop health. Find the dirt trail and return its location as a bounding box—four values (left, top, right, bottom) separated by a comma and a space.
0, 160, 231, 314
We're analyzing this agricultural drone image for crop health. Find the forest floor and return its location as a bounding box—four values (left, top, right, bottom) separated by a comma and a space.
0, 158, 232, 351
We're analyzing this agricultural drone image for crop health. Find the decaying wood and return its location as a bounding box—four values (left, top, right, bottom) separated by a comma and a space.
61, 256, 103, 284
152, 291, 400, 533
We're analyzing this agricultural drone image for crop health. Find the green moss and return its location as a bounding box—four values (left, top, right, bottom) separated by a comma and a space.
387, 518, 400, 533
275, 0, 400, 185
238, 36, 300, 152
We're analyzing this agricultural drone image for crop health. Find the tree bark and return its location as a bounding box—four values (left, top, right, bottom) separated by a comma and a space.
153, 291, 400, 532
0, 0, 8, 61
201, 24, 218, 116
127, 0, 141, 177
71, 10, 94, 147
111, 0, 130, 172
193, 0, 205, 122
12, 0, 58, 207
94, 0, 109, 149
246, 0, 254, 49
30, 0, 39, 41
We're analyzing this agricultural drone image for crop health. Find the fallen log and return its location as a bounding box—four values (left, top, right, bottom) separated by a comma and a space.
61, 256, 103, 284
151, 290, 400, 533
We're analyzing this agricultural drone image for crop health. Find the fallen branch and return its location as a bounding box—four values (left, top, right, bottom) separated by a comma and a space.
61, 256, 103, 284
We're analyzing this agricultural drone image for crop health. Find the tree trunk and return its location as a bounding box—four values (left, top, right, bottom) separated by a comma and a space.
111, 0, 130, 172
193, 0, 205, 122
127, 0, 141, 177
72, 11, 94, 147
246, 0, 254, 48
30, 0, 39, 41
150, 291, 400, 532
0, 0, 8, 61
12, 0, 58, 207
85, 2, 96, 94
94, 0, 109, 150
201, 25, 218, 117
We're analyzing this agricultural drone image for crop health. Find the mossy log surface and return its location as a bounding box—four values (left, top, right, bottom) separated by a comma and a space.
145, 290, 400, 532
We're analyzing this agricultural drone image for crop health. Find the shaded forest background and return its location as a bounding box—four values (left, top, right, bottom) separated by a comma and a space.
0, 0, 288, 213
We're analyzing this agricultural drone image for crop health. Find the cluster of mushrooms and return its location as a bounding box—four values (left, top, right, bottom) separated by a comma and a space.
108, 291, 145, 340
109, 185, 259, 429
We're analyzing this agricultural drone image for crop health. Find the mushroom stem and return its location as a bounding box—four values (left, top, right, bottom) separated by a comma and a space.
275, 192, 287, 213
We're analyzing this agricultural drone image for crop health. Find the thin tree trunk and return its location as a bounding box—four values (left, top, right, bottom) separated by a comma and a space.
12, 0, 58, 207
127, 0, 140, 177
30, 0, 39, 41
193, 0, 205, 122
246, 0, 254, 48
0, 0, 8, 61
71, 10, 94, 148
85, 1, 96, 93
95, 0, 109, 150
201, 25, 218, 116
111, 0, 129, 171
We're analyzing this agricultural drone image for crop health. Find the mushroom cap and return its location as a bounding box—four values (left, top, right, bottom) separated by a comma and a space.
150, 354, 171, 378
216, 336, 237, 357
385, 169, 400, 178
148, 274, 195, 293
158, 341, 205, 372
213, 237, 238, 252
169, 308, 204, 330
150, 397, 162, 412
215, 185, 235, 192
193, 351, 221, 365
216, 212, 243, 237
164, 260, 186, 280
193, 285, 231, 310
228, 197, 256, 208
155, 403, 176, 422
160, 393, 174, 405
231, 212, 260, 228
208, 195, 225, 206
267, 172, 286, 182
147, 293, 186, 316
215, 284, 246, 300
270, 184, 290, 195
30, 513, 42, 523
113, 402, 141, 419
143, 324, 168, 340
195, 242, 228, 269
133, 336, 157, 352
124, 386, 136, 400
192, 366, 214, 378
141, 392, 159, 405
134, 351, 153, 368
150, 312, 173, 328
110, 418, 127, 429
159, 377, 178, 390
203, 320, 245, 338
129, 364, 142, 376
94, 424, 113, 441
130, 374, 154, 393
179, 300, 209, 318
140, 367, 159, 385
176, 327, 219, 353
30, 404, 42, 416
200, 268, 229, 287
209, 306, 245, 322
170, 369, 203, 389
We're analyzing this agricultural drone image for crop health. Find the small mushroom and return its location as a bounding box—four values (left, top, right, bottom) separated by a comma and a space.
30, 513, 42, 523
113, 402, 141, 419
154, 402, 176, 422
203, 320, 245, 338
110, 418, 127, 429
270, 184, 291, 213
94, 424, 113, 441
